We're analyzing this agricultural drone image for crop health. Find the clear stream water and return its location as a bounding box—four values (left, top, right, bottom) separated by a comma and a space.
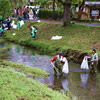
0, 42, 100, 100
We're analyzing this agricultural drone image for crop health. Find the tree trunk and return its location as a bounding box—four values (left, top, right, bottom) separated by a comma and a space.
53, 0, 55, 11
58, 0, 71, 26
14, 0, 17, 8
78, 0, 85, 20
63, 2, 71, 26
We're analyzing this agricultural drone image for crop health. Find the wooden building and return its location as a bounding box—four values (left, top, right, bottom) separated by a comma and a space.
75, 1, 100, 20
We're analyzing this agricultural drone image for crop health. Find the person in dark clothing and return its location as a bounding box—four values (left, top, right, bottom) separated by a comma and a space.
2, 20, 8, 30
7, 16, 11, 30
16, 8, 19, 16
26, 7, 29, 19
32, 8, 36, 19
23, 6, 27, 19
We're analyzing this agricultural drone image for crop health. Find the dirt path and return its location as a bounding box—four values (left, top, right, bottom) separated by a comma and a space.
29, 18, 100, 26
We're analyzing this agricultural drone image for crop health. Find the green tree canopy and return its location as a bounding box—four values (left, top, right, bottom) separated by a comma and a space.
0, 0, 11, 19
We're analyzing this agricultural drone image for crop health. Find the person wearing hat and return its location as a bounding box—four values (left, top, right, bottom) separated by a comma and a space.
0, 25, 4, 37
90, 49, 98, 73
85, 49, 98, 73
50, 52, 64, 75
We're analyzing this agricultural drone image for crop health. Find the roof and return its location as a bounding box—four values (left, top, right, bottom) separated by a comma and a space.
85, 1, 100, 5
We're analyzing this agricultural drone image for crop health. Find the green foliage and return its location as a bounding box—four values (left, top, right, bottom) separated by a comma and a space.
0, 64, 71, 100
4, 20, 100, 57
38, 10, 63, 20
0, 0, 11, 19
36, 0, 48, 5
0, 48, 9, 59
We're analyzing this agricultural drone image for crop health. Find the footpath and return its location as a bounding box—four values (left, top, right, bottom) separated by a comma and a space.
28, 18, 100, 27
12, 17, 100, 26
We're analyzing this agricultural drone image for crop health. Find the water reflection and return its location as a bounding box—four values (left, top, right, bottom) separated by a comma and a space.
6, 44, 100, 100
80, 74, 88, 88
8, 46, 53, 73
36, 75, 69, 93
53, 75, 69, 92
88, 75, 96, 97
62, 78, 69, 92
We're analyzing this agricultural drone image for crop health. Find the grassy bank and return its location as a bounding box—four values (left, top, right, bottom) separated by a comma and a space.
0, 60, 77, 100
0, 44, 77, 100
4, 21, 100, 57
0, 60, 49, 78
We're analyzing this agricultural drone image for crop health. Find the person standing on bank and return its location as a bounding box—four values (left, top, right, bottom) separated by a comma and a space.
50, 52, 64, 75
86, 49, 98, 73
30, 26, 37, 40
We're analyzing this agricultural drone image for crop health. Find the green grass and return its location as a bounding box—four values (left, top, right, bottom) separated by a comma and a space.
0, 60, 49, 78
4, 21, 100, 56
0, 48, 9, 59
0, 61, 77, 100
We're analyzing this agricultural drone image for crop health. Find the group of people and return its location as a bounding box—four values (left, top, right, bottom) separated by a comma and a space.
0, 14, 38, 40
13, 6, 39, 20
51, 49, 98, 76
0, 16, 11, 37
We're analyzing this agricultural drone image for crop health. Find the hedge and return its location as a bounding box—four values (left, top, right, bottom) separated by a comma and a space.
38, 10, 63, 20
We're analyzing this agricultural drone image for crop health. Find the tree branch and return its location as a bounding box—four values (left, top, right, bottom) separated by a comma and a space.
58, 0, 64, 5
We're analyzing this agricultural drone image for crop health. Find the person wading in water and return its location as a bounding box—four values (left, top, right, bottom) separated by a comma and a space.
50, 52, 64, 76
86, 49, 98, 74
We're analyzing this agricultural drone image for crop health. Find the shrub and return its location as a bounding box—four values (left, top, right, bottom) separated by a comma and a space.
38, 10, 63, 20
0, 0, 11, 19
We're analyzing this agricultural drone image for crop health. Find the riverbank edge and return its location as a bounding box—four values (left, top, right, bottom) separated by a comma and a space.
0, 61, 76, 100
2, 35, 100, 69
0, 43, 78, 100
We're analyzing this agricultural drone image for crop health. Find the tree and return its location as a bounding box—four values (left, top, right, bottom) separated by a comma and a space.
58, 0, 72, 26
72, 0, 85, 20
0, 0, 11, 19
53, 0, 56, 11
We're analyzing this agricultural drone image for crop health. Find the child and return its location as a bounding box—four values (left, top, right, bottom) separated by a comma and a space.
30, 26, 37, 40
0, 25, 4, 37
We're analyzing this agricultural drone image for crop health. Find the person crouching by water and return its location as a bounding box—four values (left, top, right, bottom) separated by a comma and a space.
0, 25, 4, 37
50, 52, 64, 76
7, 16, 11, 30
30, 26, 37, 40
86, 49, 98, 74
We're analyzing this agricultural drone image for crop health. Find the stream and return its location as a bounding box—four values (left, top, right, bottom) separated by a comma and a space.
0, 42, 100, 100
